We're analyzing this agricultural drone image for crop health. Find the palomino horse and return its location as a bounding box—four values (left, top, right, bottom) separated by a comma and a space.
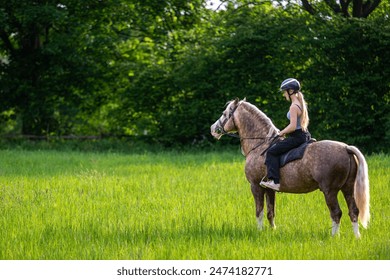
210, 98, 370, 238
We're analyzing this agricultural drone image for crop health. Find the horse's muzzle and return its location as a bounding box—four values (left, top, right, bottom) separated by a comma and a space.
210, 121, 223, 140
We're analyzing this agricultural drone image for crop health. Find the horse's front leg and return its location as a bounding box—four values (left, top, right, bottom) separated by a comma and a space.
250, 183, 266, 230
265, 188, 276, 229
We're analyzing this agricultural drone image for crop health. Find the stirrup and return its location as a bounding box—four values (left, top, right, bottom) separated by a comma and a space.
260, 176, 280, 191
260, 176, 271, 188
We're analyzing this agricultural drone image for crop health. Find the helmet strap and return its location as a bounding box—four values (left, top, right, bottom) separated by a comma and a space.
287, 89, 294, 101
288, 90, 298, 99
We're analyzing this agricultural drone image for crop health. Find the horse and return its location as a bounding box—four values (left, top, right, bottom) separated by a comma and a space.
210, 98, 370, 238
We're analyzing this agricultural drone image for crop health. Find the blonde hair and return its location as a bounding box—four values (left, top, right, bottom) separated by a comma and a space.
296, 91, 309, 131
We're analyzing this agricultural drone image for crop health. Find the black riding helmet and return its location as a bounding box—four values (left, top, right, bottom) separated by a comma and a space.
280, 78, 301, 92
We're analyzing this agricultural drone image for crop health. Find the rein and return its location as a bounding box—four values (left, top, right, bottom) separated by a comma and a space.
218, 100, 280, 157
217, 101, 281, 157
223, 132, 280, 156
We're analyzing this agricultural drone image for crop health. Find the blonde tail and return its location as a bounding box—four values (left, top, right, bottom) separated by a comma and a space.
347, 146, 370, 228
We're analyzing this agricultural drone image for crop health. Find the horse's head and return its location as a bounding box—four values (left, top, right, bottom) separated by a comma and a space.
210, 98, 243, 140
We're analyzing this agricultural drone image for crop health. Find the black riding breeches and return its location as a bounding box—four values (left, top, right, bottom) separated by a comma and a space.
265, 129, 311, 184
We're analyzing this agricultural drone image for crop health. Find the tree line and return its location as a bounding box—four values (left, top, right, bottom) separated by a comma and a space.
1, 0, 389, 153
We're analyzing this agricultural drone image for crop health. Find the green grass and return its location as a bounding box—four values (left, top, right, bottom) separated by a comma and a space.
0, 149, 389, 260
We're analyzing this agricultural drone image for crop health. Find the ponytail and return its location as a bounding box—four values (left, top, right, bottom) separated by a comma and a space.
297, 92, 309, 131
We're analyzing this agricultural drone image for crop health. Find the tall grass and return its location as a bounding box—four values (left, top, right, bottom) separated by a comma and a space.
0, 149, 388, 260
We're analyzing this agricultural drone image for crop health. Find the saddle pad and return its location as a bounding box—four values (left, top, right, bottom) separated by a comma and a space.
279, 140, 314, 167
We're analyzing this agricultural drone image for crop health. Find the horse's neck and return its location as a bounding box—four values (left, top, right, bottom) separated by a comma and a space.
237, 103, 278, 156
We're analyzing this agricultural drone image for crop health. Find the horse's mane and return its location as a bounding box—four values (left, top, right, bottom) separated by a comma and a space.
240, 101, 277, 131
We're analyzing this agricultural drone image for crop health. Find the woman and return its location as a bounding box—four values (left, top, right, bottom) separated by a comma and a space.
261, 78, 311, 191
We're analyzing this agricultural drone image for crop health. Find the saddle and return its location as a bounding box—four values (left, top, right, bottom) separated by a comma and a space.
279, 138, 316, 167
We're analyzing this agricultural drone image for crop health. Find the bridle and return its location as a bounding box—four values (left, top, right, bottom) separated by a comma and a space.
216, 103, 240, 138
216, 102, 281, 156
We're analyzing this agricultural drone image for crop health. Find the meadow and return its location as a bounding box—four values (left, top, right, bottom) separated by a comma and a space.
0, 148, 389, 260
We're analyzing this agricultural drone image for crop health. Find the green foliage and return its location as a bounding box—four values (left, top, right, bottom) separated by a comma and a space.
0, 0, 204, 137
300, 0, 383, 18
301, 16, 390, 152
0, 1, 389, 152
0, 0, 120, 135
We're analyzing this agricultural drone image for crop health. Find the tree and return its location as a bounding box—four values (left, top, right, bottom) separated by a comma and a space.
0, 0, 121, 135
0, 0, 204, 136
1, 1, 388, 152
300, 0, 382, 18
120, 2, 389, 152
300, 15, 390, 152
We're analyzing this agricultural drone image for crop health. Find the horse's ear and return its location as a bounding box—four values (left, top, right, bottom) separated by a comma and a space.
234, 97, 240, 104
243, 97, 247, 102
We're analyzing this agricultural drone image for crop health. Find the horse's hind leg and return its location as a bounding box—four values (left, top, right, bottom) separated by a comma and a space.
251, 183, 266, 230
342, 179, 361, 238
323, 190, 342, 236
